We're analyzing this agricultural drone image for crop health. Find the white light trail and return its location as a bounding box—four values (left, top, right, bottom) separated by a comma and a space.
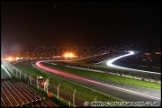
106, 51, 161, 75
35, 60, 161, 101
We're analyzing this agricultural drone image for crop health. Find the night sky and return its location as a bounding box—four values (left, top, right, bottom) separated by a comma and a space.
1, 1, 161, 56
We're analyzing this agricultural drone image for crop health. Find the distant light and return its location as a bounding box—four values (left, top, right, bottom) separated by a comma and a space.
16, 57, 20, 61
69, 53, 73, 57
63, 52, 75, 58
145, 53, 151, 55
5, 57, 13, 61
64, 53, 69, 57
155, 52, 161, 55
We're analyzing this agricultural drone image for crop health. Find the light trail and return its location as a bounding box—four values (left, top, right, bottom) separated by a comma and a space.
35, 61, 160, 101
106, 51, 161, 75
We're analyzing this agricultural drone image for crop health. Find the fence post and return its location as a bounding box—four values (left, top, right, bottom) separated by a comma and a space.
69, 101, 71, 107
57, 83, 61, 99
73, 89, 77, 107
95, 95, 97, 101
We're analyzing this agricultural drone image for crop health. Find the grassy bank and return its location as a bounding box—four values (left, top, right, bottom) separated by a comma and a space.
44, 63, 160, 89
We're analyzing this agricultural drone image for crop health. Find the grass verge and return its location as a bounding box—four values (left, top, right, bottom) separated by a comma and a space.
44, 63, 160, 89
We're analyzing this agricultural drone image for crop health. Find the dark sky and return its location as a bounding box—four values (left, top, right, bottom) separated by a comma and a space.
1, 1, 161, 56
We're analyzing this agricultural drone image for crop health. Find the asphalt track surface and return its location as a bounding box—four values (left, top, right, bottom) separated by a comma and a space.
35, 61, 161, 102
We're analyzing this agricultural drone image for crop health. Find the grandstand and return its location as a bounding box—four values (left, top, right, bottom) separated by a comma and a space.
1, 63, 58, 107
1, 78, 58, 107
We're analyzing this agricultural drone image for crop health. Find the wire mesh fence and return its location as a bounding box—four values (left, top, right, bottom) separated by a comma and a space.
2, 60, 85, 107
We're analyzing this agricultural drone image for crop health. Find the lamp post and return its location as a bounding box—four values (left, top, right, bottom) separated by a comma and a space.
69, 101, 71, 107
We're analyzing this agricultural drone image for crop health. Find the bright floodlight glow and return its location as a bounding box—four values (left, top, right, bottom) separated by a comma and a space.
64, 53, 69, 57
16, 57, 20, 61
63, 52, 75, 58
106, 51, 160, 75
69, 53, 73, 57
5, 57, 13, 61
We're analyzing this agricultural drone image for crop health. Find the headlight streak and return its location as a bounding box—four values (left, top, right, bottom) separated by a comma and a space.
106, 51, 161, 75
